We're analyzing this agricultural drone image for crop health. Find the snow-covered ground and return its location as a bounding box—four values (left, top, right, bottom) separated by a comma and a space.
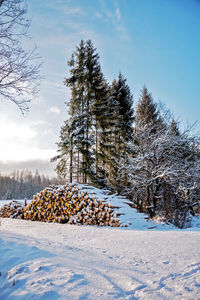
1, 219, 200, 300
0, 184, 200, 299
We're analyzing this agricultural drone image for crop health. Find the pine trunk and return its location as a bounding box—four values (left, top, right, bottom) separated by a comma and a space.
95, 116, 98, 176
70, 146, 73, 183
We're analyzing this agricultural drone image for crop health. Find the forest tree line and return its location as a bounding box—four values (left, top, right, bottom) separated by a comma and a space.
0, 170, 65, 200
52, 40, 200, 228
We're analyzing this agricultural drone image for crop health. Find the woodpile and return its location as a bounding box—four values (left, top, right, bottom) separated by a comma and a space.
23, 184, 120, 227
0, 200, 24, 219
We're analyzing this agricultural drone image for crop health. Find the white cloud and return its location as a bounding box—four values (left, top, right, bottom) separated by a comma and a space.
115, 7, 121, 21
46, 1, 87, 17
32, 120, 47, 126
95, 0, 129, 40
0, 145, 55, 162
0, 118, 56, 162
0, 120, 36, 143
48, 106, 61, 115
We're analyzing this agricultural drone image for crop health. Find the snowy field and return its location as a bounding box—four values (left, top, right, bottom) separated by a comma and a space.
0, 184, 200, 299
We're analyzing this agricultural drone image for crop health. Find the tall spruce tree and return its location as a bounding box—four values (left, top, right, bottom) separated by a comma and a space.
66, 41, 87, 183
110, 73, 134, 151
82, 40, 107, 184
135, 86, 163, 135
52, 41, 86, 182
92, 79, 111, 186
53, 40, 109, 185
109, 73, 134, 190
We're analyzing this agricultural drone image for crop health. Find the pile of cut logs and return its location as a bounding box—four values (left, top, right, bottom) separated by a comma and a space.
23, 185, 120, 227
0, 200, 24, 219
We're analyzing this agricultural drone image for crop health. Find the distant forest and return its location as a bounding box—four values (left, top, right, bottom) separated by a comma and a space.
0, 170, 65, 200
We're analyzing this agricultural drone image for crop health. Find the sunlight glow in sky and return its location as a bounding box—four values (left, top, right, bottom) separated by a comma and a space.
0, 0, 200, 176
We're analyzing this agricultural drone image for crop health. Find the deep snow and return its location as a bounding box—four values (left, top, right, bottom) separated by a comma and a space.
0, 184, 200, 299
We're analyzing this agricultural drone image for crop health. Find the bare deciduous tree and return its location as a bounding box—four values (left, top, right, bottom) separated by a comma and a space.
0, 0, 41, 113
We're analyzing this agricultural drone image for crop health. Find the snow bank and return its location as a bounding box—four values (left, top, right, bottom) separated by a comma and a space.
71, 184, 200, 230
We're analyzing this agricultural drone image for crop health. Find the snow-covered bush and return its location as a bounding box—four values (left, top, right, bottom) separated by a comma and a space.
125, 127, 200, 228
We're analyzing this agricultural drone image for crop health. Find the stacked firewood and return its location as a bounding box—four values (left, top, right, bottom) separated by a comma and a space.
0, 200, 24, 219
23, 185, 120, 227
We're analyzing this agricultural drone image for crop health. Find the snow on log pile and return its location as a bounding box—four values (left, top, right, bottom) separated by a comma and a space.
21, 184, 120, 227
0, 200, 24, 219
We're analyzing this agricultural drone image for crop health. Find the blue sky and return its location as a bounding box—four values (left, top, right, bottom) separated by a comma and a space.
0, 0, 199, 176
29, 0, 200, 124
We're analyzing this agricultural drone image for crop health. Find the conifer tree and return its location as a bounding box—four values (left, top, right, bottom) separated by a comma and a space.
135, 86, 163, 135
92, 79, 111, 186
52, 120, 73, 181
169, 119, 180, 136
109, 73, 134, 190
65, 41, 86, 183
82, 40, 103, 184
113, 73, 134, 143
53, 41, 135, 190
54, 40, 108, 185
